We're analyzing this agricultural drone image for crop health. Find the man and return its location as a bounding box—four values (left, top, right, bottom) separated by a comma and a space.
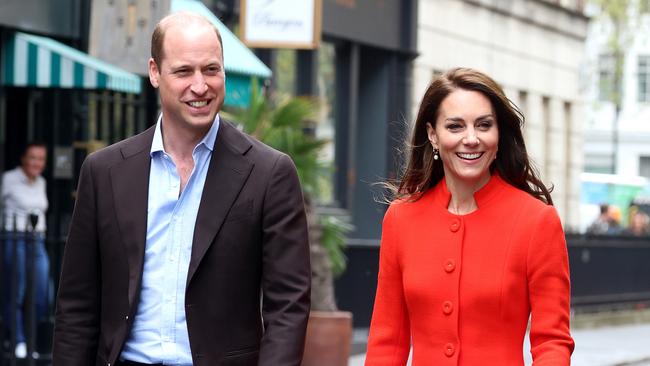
52, 12, 310, 366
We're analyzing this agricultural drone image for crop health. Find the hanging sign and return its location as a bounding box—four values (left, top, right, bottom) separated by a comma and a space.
240, 0, 322, 49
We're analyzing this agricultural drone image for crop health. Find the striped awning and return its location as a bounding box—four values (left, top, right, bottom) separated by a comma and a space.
2, 32, 141, 93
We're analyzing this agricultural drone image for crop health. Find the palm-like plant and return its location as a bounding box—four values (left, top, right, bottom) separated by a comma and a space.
223, 81, 350, 311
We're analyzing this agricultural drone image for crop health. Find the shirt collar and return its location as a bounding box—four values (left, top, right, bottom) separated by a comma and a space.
150, 113, 220, 156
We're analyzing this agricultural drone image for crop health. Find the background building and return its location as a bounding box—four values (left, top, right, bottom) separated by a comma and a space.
414, 0, 588, 231
583, 1, 650, 178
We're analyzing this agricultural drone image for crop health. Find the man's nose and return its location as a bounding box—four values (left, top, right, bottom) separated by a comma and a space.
190, 74, 208, 94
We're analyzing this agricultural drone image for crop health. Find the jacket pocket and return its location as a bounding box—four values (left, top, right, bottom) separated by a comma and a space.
223, 345, 259, 357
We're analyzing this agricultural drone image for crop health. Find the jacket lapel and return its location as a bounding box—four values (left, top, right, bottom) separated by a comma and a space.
110, 127, 154, 308
187, 121, 253, 285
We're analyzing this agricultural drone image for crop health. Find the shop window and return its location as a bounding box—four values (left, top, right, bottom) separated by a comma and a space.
598, 54, 616, 102
638, 56, 650, 103
640, 156, 650, 178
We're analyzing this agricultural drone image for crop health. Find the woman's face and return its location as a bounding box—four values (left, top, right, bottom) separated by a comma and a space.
426, 89, 499, 188
21, 145, 47, 180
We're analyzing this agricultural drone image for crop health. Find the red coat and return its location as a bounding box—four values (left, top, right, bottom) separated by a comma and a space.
365, 175, 574, 365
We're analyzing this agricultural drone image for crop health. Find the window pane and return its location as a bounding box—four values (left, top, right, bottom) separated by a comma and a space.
638, 55, 650, 103
599, 54, 615, 102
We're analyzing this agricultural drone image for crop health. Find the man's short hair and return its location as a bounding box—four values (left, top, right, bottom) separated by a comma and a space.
151, 12, 224, 68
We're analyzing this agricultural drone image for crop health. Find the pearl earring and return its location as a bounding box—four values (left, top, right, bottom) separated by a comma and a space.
433, 148, 439, 160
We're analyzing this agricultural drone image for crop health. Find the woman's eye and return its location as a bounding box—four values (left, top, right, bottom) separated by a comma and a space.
447, 123, 463, 131
477, 121, 493, 130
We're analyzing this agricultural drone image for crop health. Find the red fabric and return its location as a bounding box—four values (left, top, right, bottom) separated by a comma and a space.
365, 175, 574, 365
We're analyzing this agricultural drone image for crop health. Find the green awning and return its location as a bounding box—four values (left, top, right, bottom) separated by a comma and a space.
171, 0, 272, 107
1, 32, 141, 94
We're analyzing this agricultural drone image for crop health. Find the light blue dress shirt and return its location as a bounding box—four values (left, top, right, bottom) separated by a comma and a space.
121, 114, 219, 365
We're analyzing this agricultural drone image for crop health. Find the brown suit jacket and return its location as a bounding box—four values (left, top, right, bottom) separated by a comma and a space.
52, 120, 311, 366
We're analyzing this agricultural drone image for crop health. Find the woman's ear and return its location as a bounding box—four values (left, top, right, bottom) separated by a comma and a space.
426, 122, 438, 148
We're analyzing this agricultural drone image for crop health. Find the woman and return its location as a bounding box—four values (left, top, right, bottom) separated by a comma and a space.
2, 142, 50, 358
365, 68, 574, 365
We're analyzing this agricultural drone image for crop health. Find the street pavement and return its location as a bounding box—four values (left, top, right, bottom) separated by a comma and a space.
348, 322, 650, 366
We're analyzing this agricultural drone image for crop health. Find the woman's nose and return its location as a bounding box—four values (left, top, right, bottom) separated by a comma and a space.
463, 131, 479, 145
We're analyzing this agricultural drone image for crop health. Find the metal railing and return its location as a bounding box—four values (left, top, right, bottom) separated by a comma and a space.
336, 234, 650, 327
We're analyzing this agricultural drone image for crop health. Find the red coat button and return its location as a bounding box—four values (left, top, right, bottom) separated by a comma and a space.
449, 219, 460, 232
444, 259, 456, 273
445, 343, 455, 357
442, 301, 453, 315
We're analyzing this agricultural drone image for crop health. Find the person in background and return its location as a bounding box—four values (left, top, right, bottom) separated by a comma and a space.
365, 68, 574, 365
606, 205, 623, 234
587, 203, 612, 234
624, 210, 650, 236
1, 142, 50, 358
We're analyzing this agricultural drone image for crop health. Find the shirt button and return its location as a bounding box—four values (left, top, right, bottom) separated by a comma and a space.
125, 315, 129, 321
442, 301, 453, 315
450, 219, 460, 232
444, 259, 456, 273
445, 343, 455, 357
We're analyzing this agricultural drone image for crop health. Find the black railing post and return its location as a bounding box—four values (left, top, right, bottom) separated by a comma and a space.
0, 215, 4, 366
8, 215, 18, 366
25, 212, 38, 366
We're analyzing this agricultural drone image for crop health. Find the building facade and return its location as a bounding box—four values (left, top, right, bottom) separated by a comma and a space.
414, 0, 588, 230
583, 2, 650, 178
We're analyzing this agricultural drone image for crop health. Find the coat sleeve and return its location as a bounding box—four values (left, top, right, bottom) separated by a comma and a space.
52, 156, 101, 366
365, 204, 410, 365
258, 153, 311, 366
527, 205, 575, 366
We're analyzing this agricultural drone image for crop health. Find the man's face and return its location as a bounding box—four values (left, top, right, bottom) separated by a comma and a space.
148, 23, 225, 134
21, 146, 47, 180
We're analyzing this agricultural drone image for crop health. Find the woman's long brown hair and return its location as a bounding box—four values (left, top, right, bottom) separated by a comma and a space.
386, 68, 553, 205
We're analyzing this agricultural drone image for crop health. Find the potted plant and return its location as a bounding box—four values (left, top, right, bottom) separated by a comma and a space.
224, 83, 353, 366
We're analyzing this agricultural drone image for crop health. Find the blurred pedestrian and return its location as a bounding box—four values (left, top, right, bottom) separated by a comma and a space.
365, 68, 574, 365
587, 203, 611, 234
624, 210, 650, 236
606, 205, 623, 234
1, 142, 50, 358
52, 12, 310, 366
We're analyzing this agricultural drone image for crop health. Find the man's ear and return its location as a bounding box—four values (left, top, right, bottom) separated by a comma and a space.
148, 58, 160, 88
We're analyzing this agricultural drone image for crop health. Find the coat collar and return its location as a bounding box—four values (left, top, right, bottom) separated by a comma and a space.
110, 126, 155, 308
187, 120, 253, 285
429, 173, 506, 212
